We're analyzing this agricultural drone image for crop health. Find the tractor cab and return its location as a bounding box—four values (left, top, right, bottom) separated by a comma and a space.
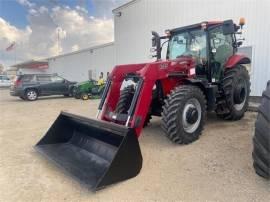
152, 19, 245, 83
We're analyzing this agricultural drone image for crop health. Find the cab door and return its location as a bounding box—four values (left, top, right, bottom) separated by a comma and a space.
208, 25, 234, 82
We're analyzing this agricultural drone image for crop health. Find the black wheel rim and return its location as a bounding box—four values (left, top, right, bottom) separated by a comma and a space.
182, 98, 201, 133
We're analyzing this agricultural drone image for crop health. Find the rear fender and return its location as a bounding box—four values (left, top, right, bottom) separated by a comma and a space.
225, 54, 251, 69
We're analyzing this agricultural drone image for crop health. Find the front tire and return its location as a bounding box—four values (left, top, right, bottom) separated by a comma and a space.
115, 86, 135, 114
216, 65, 250, 120
115, 86, 152, 127
161, 85, 206, 144
81, 93, 89, 100
25, 89, 38, 101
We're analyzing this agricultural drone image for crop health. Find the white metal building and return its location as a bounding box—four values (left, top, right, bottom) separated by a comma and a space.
47, 42, 115, 82
113, 0, 270, 96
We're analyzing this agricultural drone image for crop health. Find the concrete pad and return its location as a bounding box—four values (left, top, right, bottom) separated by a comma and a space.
1, 89, 269, 202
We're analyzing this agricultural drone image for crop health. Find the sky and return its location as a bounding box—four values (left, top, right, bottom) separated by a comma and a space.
0, 0, 128, 68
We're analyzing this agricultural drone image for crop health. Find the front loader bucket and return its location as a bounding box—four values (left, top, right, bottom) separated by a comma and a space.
35, 111, 142, 190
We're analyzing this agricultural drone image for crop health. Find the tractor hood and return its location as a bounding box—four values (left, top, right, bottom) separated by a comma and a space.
74, 80, 90, 87
168, 56, 196, 68
111, 56, 196, 81
114, 56, 195, 70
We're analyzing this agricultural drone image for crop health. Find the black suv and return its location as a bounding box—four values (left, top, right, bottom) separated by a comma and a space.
10, 74, 77, 101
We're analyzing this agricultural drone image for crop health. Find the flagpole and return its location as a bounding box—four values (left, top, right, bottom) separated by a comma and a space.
15, 46, 17, 64
57, 27, 60, 55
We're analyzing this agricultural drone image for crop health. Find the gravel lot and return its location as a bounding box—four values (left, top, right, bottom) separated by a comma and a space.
0, 89, 269, 202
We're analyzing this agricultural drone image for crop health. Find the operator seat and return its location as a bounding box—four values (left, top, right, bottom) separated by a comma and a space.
214, 44, 233, 66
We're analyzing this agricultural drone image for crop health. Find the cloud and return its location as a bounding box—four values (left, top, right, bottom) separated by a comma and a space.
29, 8, 38, 15
91, 0, 129, 18
0, 0, 129, 67
39, 6, 49, 14
17, 0, 35, 8
75, 5, 88, 14
0, 18, 31, 43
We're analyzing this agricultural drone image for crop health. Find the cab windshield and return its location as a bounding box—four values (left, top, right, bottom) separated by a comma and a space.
168, 29, 207, 63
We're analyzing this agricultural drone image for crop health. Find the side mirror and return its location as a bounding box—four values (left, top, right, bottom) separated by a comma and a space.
237, 41, 243, 47
151, 31, 160, 47
152, 37, 157, 47
151, 31, 161, 59
222, 20, 235, 35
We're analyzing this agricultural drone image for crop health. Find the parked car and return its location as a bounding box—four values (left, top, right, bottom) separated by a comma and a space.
73, 79, 104, 100
10, 74, 76, 101
0, 75, 12, 87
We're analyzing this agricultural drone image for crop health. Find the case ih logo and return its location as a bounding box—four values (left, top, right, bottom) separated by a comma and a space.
159, 63, 168, 69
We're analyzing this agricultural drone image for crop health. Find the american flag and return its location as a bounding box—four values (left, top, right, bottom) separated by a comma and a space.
6, 42, 16, 51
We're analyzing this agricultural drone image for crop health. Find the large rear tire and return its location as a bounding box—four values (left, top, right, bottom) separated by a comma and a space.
161, 85, 206, 144
216, 65, 250, 120
252, 81, 270, 179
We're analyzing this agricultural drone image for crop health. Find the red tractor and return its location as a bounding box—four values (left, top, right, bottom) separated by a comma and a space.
36, 19, 251, 190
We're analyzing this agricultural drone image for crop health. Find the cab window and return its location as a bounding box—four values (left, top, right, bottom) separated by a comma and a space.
209, 26, 233, 66
168, 29, 207, 65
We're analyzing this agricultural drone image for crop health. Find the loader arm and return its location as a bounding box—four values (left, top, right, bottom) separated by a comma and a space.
128, 64, 163, 137
128, 75, 156, 136
100, 60, 188, 137
99, 63, 147, 119
100, 63, 157, 137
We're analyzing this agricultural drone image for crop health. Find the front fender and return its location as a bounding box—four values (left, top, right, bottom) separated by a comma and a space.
225, 54, 251, 68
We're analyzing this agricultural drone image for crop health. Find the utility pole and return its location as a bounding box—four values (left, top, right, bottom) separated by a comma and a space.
57, 27, 60, 55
